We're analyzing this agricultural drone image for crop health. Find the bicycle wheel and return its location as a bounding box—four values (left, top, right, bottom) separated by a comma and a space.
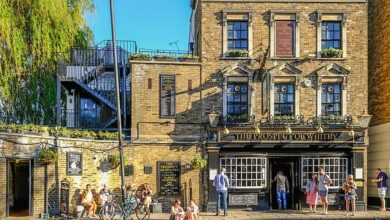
135, 203, 150, 220
99, 202, 122, 220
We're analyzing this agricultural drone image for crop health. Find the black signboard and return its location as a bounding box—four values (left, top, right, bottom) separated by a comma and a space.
229, 193, 258, 206
67, 152, 83, 176
158, 161, 180, 195
160, 75, 176, 118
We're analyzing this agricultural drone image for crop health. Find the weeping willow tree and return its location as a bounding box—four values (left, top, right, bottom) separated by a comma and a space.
0, 0, 94, 124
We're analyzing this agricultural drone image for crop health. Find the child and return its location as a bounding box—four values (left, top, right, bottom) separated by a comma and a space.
187, 199, 199, 220
343, 175, 357, 216
170, 198, 185, 220
305, 174, 319, 213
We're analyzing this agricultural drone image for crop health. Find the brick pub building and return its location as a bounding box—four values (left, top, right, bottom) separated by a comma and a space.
0, 0, 372, 218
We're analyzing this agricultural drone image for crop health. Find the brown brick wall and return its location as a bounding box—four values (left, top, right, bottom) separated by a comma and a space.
0, 133, 201, 217
199, 1, 368, 122
130, 61, 204, 141
368, 0, 390, 126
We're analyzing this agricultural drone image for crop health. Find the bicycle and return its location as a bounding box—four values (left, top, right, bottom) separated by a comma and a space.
99, 191, 150, 220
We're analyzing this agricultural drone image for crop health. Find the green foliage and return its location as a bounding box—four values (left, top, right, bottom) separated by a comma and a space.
38, 147, 58, 164
0, 0, 94, 123
226, 50, 248, 57
191, 155, 207, 169
320, 48, 343, 58
129, 53, 151, 60
178, 54, 200, 61
153, 54, 175, 60
108, 154, 127, 168
227, 114, 249, 123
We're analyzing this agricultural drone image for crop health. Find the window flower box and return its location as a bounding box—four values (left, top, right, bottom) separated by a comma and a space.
225, 50, 248, 58
320, 48, 343, 58
226, 114, 249, 123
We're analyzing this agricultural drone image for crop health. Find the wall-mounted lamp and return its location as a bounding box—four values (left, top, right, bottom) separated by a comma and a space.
358, 110, 372, 128
286, 124, 292, 134
254, 123, 261, 135
223, 124, 230, 135
317, 124, 324, 133
208, 109, 219, 128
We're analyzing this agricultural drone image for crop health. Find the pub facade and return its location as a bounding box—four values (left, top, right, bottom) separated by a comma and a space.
188, 0, 370, 211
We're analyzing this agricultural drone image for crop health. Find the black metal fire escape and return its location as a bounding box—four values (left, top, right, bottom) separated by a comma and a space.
58, 40, 136, 129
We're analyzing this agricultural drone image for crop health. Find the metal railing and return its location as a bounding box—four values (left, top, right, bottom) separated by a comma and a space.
61, 109, 115, 129
137, 48, 194, 57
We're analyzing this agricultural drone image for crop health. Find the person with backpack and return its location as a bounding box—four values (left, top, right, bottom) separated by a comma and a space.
273, 170, 290, 210
372, 168, 388, 211
213, 167, 229, 216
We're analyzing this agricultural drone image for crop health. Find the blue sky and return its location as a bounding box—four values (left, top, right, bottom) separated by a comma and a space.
87, 0, 192, 51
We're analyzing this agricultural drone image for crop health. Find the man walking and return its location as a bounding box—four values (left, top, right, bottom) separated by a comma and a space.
213, 167, 229, 216
372, 168, 388, 211
273, 171, 289, 210
318, 166, 332, 215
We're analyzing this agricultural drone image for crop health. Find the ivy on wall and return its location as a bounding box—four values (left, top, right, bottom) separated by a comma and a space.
0, 0, 94, 124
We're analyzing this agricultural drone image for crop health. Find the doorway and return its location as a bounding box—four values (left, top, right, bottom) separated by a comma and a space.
7, 159, 33, 217
269, 158, 299, 210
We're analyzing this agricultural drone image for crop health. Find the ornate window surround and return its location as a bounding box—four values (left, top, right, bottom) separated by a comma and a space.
221, 63, 254, 118
222, 9, 253, 58
269, 10, 300, 58
316, 10, 347, 58
315, 62, 350, 116
268, 62, 302, 117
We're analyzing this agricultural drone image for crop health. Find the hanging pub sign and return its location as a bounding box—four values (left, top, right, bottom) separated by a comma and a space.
67, 152, 83, 176
219, 131, 363, 144
158, 161, 180, 196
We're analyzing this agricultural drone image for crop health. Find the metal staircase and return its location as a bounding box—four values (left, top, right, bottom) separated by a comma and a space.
58, 40, 137, 129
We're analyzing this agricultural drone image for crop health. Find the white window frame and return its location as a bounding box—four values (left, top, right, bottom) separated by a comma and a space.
301, 157, 348, 189
315, 62, 349, 116
222, 10, 253, 57
220, 157, 267, 189
316, 11, 347, 58
270, 10, 300, 58
221, 63, 254, 118
268, 62, 302, 117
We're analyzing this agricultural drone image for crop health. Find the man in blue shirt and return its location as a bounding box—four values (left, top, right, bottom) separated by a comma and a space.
372, 168, 388, 211
213, 168, 229, 216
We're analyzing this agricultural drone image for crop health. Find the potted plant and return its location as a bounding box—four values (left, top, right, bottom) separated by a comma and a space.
320, 48, 343, 58
191, 156, 207, 170
153, 54, 175, 61
38, 147, 58, 164
129, 53, 151, 61
108, 154, 127, 169
178, 54, 200, 62
226, 50, 248, 57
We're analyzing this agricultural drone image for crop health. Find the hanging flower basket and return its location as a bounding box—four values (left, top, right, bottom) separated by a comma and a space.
38, 148, 58, 165
107, 154, 127, 169
191, 156, 207, 170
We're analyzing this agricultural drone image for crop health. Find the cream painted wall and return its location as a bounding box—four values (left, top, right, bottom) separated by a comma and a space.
368, 122, 390, 198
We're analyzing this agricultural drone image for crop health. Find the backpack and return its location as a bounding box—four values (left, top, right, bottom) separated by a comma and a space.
382, 172, 389, 186
219, 175, 225, 187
